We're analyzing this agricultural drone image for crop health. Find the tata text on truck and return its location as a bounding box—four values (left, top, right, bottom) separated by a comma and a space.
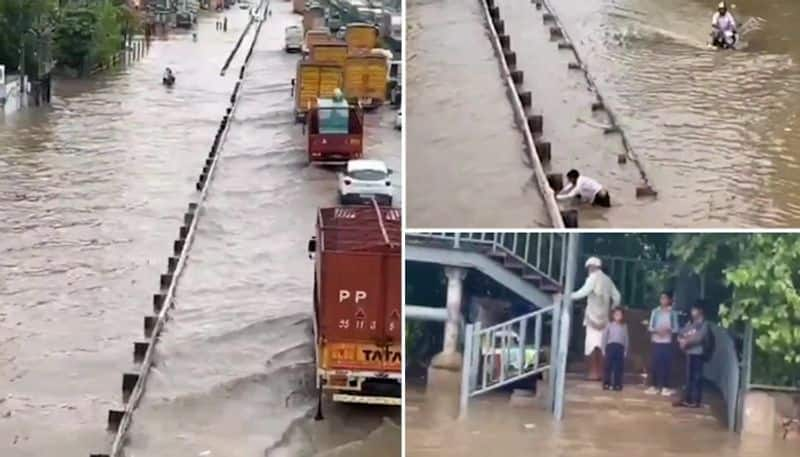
307, 203, 402, 412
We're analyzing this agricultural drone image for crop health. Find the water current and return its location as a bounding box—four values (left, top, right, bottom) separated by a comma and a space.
0, 3, 400, 456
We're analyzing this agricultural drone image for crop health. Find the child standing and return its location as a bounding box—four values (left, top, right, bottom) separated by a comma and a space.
646, 291, 680, 396
601, 307, 629, 391
675, 302, 710, 408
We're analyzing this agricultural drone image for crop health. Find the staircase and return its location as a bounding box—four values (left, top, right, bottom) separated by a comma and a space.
406, 233, 565, 308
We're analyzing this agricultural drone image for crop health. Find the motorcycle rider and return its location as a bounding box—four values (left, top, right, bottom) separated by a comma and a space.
163, 67, 174, 82
711, 2, 737, 46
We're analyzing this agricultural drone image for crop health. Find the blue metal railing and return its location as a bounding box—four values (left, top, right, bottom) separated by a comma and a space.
407, 232, 568, 287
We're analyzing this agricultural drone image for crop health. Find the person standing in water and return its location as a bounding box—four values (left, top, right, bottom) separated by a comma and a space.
569, 256, 622, 380
645, 291, 680, 396
602, 307, 629, 391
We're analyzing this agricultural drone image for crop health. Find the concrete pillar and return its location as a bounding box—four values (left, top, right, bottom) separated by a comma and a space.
431, 266, 467, 370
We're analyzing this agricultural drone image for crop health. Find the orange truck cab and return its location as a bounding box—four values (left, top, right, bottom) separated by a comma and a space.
307, 96, 364, 164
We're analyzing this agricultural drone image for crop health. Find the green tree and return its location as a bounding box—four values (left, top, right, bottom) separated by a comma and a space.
671, 233, 800, 385
0, 0, 57, 75
53, 7, 95, 70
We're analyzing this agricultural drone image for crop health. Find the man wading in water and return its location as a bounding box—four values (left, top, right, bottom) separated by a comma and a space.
568, 257, 622, 380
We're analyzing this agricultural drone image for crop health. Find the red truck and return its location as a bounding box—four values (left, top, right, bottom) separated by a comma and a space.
306, 100, 364, 165
307, 202, 401, 413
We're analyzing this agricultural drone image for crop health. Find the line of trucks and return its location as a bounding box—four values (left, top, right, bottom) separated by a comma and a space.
289, 4, 402, 410
287, 4, 400, 165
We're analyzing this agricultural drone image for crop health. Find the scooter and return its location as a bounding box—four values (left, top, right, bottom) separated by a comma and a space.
710, 27, 737, 49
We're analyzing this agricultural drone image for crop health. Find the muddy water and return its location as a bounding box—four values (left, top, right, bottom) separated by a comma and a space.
406, 0, 552, 228
0, 2, 399, 456
407, 370, 798, 457
123, 2, 400, 456
407, 0, 800, 227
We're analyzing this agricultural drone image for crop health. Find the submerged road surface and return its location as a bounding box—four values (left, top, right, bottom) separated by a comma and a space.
407, 0, 552, 229
406, 371, 797, 457
408, 0, 800, 227
124, 2, 400, 456
0, 3, 400, 456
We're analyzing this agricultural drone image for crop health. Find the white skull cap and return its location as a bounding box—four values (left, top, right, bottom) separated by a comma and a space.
585, 256, 602, 268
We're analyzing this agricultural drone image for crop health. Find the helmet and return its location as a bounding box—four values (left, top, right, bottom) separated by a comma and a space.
718, 2, 726, 11
585, 256, 602, 269
333, 88, 343, 101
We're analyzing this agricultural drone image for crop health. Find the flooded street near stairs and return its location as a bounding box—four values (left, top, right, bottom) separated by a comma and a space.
406, 371, 798, 457
0, 2, 399, 456
408, 0, 800, 227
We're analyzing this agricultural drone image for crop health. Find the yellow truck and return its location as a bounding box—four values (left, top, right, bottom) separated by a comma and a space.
345, 23, 380, 55
308, 42, 348, 66
294, 62, 344, 121
343, 54, 388, 108
303, 29, 333, 55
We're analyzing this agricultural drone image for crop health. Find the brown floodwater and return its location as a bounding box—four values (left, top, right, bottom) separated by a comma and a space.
407, 369, 798, 456
407, 0, 800, 228
0, 2, 400, 456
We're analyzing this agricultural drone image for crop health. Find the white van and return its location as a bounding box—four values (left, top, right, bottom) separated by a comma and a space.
284, 26, 302, 53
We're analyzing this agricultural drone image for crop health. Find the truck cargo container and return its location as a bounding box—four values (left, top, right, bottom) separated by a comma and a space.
343, 54, 388, 107
306, 98, 364, 164
309, 42, 349, 66
307, 203, 402, 410
293, 0, 305, 14
294, 62, 344, 120
303, 4, 326, 33
345, 23, 380, 55
303, 29, 334, 55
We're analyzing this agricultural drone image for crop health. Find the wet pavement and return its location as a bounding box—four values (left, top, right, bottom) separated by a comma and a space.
407, 0, 800, 228
407, 369, 798, 457
406, 0, 552, 228
0, 2, 399, 456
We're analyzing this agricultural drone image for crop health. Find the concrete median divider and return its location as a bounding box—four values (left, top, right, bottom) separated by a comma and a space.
539, 0, 657, 199
479, 0, 566, 227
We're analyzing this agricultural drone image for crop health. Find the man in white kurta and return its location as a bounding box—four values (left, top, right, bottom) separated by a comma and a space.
571, 257, 622, 380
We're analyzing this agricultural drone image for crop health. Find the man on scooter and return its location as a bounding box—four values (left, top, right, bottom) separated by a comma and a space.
711, 2, 737, 48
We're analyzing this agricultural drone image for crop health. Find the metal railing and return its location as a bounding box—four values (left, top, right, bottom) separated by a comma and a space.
407, 232, 568, 287
459, 305, 557, 417
703, 323, 740, 431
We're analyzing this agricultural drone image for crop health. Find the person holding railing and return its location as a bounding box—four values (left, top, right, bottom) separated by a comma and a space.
569, 257, 622, 381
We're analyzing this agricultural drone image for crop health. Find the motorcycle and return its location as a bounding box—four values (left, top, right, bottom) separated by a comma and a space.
710, 27, 737, 49
163, 74, 176, 86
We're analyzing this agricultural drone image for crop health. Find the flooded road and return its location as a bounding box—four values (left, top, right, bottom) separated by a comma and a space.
407, 0, 800, 227
0, 2, 399, 456
406, 0, 552, 228
407, 370, 798, 457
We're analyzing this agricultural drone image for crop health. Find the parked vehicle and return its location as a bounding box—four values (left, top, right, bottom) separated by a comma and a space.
306, 96, 364, 164
239, 0, 251, 10
292, 0, 305, 14
338, 160, 393, 205
303, 29, 334, 55
307, 204, 401, 411
294, 62, 344, 121
285, 25, 303, 53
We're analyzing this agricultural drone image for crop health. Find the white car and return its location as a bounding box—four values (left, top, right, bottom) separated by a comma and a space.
239, 0, 251, 9
338, 160, 394, 206
395, 110, 402, 130
285, 26, 302, 53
